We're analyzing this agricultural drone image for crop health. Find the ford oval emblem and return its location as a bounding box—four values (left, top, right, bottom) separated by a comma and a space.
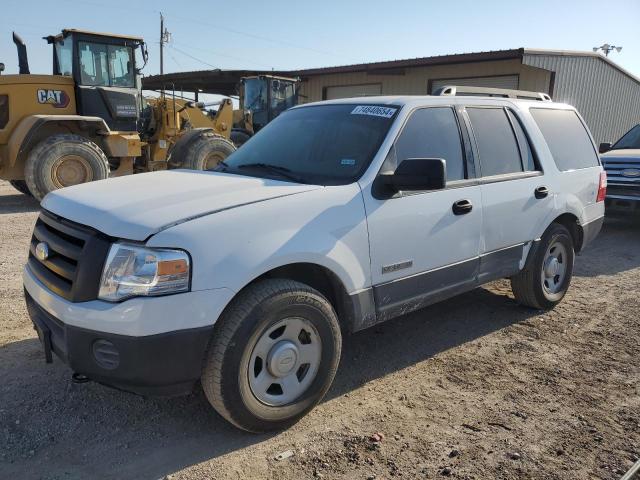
622, 168, 640, 178
35, 242, 50, 261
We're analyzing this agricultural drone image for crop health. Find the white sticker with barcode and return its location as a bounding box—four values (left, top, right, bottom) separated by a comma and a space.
351, 105, 397, 118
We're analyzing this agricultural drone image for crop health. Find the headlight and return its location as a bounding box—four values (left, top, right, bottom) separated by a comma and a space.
98, 243, 190, 302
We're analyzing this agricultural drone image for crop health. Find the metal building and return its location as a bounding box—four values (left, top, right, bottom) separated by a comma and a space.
142, 48, 640, 143
292, 48, 640, 144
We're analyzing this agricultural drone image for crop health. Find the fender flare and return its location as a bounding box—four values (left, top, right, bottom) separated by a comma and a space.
8, 115, 110, 168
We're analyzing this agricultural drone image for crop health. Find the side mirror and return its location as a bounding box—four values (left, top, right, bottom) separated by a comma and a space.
382, 158, 446, 192
599, 142, 612, 154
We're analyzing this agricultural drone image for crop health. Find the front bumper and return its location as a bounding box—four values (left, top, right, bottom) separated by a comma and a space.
605, 195, 640, 215
23, 265, 235, 396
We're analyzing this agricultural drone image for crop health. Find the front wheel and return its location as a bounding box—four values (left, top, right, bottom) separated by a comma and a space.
511, 223, 575, 309
178, 132, 236, 171
24, 134, 110, 201
201, 279, 342, 432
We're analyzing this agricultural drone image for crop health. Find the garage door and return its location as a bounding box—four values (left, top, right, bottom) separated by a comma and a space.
430, 75, 519, 93
325, 83, 382, 100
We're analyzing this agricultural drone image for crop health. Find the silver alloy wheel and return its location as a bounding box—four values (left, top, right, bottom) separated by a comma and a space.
541, 241, 568, 294
248, 317, 322, 406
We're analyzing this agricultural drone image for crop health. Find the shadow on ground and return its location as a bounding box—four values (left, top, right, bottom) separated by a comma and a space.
1, 286, 531, 480
0, 193, 40, 214
574, 217, 640, 277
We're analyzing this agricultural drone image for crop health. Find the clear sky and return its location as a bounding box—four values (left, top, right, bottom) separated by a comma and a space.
1, 0, 639, 78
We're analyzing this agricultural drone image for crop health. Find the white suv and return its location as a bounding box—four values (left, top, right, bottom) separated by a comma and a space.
23, 87, 605, 432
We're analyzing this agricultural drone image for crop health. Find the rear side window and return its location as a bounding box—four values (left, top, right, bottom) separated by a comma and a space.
395, 107, 466, 181
530, 108, 599, 171
467, 107, 523, 176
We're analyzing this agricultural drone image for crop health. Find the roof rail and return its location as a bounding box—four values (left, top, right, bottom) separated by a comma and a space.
433, 85, 552, 101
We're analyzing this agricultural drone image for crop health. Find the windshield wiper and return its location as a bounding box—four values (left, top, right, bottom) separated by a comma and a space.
237, 163, 308, 184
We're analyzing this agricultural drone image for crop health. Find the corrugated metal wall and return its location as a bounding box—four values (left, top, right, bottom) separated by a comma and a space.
524, 54, 640, 143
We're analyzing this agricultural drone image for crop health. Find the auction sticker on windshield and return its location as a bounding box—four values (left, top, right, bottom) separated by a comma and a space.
351, 105, 397, 118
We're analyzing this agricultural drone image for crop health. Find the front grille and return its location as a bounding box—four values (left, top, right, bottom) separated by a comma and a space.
27, 211, 112, 302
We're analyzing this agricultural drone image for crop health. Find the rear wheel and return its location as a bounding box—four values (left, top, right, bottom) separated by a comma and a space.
24, 134, 110, 201
179, 132, 236, 171
9, 180, 32, 197
510, 223, 575, 309
201, 279, 342, 432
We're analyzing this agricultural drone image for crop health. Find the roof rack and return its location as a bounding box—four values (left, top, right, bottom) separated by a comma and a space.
433, 85, 552, 101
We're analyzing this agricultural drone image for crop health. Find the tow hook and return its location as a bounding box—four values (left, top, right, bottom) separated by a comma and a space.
71, 373, 91, 384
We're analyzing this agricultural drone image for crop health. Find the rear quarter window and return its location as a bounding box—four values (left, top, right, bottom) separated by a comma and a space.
530, 108, 599, 171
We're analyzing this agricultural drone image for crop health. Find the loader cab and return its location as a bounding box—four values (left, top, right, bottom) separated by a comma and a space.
241, 75, 298, 132
46, 29, 147, 132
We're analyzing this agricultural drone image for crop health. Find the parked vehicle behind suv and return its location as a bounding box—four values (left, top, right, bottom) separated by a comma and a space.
23, 87, 605, 432
600, 124, 640, 215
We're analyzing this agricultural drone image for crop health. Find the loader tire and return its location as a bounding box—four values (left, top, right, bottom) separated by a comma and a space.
230, 129, 252, 148
179, 132, 236, 171
9, 180, 32, 197
25, 134, 110, 201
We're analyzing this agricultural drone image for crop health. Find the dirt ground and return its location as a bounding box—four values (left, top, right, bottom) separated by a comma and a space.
0, 179, 638, 480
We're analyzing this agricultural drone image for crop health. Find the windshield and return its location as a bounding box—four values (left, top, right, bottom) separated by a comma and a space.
218, 104, 399, 185
244, 77, 267, 112
54, 40, 73, 76
613, 124, 640, 150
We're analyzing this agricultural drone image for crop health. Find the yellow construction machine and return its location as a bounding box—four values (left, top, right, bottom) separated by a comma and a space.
0, 30, 236, 200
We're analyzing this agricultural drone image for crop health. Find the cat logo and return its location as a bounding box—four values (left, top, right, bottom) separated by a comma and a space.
36, 89, 70, 109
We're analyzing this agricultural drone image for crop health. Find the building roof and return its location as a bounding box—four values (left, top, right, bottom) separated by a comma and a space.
141, 47, 640, 95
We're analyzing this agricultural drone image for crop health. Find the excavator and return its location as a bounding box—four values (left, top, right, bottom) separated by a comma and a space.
0, 29, 237, 200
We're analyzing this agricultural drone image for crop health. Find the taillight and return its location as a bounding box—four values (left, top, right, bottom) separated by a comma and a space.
596, 171, 607, 202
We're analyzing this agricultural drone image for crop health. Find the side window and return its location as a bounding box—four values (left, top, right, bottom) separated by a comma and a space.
506, 110, 537, 171
395, 107, 466, 181
530, 108, 599, 171
467, 107, 523, 176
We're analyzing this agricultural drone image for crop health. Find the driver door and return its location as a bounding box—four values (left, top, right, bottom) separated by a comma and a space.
361, 106, 482, 320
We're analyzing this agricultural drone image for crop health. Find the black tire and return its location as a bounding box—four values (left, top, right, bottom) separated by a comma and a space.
179, 132, 236, 170
230, 130, 252, 148
510, 223, 575, 310
201, 279, 342, 432
24, 134, 110, 201
9, 180, 32, 197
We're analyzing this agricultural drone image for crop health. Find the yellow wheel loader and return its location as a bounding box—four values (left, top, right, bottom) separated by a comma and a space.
230, 75, 299, 147
0, 30, 236, 200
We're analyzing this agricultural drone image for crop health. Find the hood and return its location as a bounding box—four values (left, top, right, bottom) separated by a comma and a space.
41, 170, 320, 241
601, 149, 640, 161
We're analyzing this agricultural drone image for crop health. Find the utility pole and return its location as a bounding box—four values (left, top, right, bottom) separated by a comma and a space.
160, 13, 164, 75
159, 13, 172, 74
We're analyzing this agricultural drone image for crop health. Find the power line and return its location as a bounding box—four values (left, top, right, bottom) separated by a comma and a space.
163, 12, 356, 62
171, 42, 273, 69
168, 45, 218, 70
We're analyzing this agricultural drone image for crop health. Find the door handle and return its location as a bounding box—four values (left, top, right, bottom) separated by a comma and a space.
452, 199, 473, 215
534, 186, 549, 199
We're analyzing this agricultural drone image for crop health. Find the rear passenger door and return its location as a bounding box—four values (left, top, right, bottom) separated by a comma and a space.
363, 106, 482, 319
465, 106, 551, 282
